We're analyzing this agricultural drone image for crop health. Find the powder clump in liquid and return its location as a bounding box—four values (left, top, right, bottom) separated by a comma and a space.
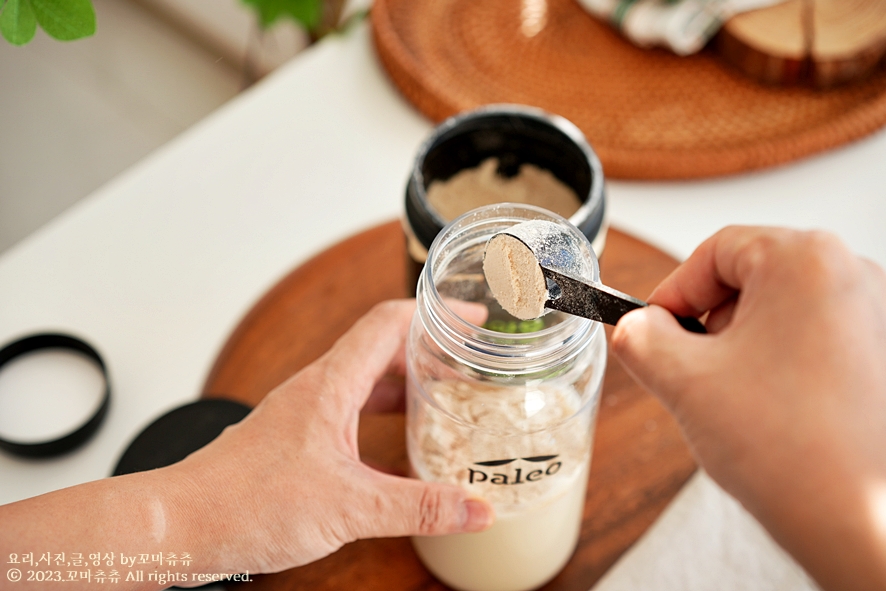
409, 380, 591, 510
483, 234, 548, 320
425, 157, 581, 222
409, 379, 596, 590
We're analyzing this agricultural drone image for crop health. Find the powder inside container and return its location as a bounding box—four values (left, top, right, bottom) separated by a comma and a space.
483, 234, 547, 320
410, 379, 591, 510
426, 157, 581, 222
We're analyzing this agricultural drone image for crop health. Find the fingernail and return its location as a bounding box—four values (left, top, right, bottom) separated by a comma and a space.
462, 498, 494, 532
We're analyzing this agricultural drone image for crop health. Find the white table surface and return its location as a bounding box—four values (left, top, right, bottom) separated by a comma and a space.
2, 21, 883, 589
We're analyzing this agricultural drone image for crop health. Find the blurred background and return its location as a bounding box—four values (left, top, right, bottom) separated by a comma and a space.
0, 0, 368, 255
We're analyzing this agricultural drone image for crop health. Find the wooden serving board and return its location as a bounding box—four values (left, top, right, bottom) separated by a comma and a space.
202, 221, 696, 590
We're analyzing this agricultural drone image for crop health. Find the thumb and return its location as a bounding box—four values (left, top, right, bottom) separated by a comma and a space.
611, 305, 708, 416
351, 471, 494, 540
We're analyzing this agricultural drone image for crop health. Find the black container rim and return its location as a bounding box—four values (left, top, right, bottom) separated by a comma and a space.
406, 103, 606, 251
0, 333, 111, 458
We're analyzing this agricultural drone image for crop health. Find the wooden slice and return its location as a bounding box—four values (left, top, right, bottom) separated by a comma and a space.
718, 0, 886, 88
202, 221, 696, 590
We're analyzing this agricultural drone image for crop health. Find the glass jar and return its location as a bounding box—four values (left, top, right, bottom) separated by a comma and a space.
407, 204, 607, 591
403, 104, 608, 295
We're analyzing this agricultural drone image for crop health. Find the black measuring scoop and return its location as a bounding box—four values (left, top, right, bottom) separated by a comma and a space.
484, 219, 706, 334
540, 266, 706, 333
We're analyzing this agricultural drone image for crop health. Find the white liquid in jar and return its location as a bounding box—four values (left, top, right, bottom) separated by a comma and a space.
408, 380, 597, 591
412, 461, 589, 591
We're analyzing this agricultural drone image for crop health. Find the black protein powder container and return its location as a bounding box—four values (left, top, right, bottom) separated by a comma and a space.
403, 104, 608, 294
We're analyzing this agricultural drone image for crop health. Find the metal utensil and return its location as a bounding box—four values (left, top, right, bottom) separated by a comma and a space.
487, 220, 706, 334
541, 266, 706, 333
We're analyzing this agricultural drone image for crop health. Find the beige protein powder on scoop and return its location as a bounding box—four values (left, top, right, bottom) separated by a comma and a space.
426, 157, 581, 222
483, 234, 548, 320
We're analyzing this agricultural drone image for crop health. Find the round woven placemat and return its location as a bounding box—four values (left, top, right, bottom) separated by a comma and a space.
372, 0, 886, 180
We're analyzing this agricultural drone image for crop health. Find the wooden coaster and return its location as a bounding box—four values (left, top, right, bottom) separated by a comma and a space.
202, 221, 696, 590
371, 0, 886, 180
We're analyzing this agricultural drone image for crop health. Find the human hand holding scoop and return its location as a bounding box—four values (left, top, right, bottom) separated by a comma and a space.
483, 220, 706, 334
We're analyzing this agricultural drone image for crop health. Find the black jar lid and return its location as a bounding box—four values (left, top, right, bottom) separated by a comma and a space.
405, 104, 606, 252
111, 398, 252, 589
0, 333, 110, 458
112, 397, 252, 476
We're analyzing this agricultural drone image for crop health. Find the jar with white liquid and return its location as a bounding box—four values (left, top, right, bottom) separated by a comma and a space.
407, 203, 607, 591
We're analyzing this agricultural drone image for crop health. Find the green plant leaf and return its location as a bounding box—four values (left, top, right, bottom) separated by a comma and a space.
241, 0, 321, 31
30, 0, 95, 41
1, 0, 38, 45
